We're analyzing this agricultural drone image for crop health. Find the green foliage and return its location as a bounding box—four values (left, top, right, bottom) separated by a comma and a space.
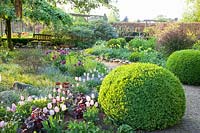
24, 0, 72, 26
68, 25, 95, 48
86, 44, 132, 60
107, 38, 121, 48
106, 38, 127, 49
182, 0, 200, 22
128, 37, 156, 51
0, 107, 13, 121
156, 24, 195, 56
42, 116, 66, 133
128, 52, 141, 62
98, 63, 186, 131
14, 49, 46, 73
117, 38, 127, 48
117, 124, 134, 133
68, 121, 100, 133
166, 49, 200, 85
90, 20, 118, 41
139, 49, 166, 67
192, 40, 200, 50
16, 99, 48, 118
83, 107, 99, 123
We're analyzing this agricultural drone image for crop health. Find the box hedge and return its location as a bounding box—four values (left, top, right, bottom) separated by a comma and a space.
166, 49, 200, 85
98, 63, 186, 131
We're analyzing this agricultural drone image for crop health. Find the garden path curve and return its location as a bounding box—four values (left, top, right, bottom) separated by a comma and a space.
101, 61, 200, 133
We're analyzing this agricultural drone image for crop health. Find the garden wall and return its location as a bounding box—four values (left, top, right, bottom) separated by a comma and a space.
112, 22, 200, 38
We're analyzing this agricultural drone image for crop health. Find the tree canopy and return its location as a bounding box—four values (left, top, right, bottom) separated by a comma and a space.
182, 0, 200, 22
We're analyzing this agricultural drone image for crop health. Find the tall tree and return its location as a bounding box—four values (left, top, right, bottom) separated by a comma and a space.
182, 0, 200, 22
0, 0, 112, 50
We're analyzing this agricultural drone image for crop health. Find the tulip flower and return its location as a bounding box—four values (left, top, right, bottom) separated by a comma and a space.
49, 110, 55, 115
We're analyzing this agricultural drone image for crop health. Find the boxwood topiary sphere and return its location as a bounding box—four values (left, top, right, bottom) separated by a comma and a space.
166, 50, 200, 85
98, 63, 185, 131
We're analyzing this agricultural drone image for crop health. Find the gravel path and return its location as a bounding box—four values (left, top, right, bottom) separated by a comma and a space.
102, 61, 200, 133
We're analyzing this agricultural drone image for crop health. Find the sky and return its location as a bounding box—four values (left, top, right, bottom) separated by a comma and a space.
91, 0, 186, 21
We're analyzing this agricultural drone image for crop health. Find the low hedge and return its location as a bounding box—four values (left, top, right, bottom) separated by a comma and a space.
166, 49, 200, 85
98, 63, 186, 131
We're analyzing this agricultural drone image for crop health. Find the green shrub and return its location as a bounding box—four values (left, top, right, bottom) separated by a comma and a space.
117, 38, 127, 48
192, 40, 200, 50
16, 99, 48, 118
98, 63, 185, 131
128, 37, 156, 51
156, 24, 195, 56
83, 107, 99, 123
91, 20, 118, 41
107, 39, 121, 48
128, 52, 141, 62
68, 121, 100, 132
166, 49, 200, 85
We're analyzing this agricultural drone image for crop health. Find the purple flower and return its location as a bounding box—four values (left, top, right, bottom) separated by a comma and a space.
60, 60, 66, 65
77, 60, 82, 66
52, 55, 57, 60
45, 50, 52, 55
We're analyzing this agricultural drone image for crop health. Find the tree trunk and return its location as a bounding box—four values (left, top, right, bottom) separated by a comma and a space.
6, 18, 13, 51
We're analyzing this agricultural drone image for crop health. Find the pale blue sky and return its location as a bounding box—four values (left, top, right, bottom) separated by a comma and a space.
92, 0, 186, 21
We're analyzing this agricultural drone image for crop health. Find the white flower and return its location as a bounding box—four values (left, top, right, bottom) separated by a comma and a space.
56, 96, 60, 102
11, 103, 16, 112
6, 107, 11, 111
94, 102, 98, 107
60, 104, 67, 111
43, 107, 48, 114
76, 83, 80, 87
90, 100, 94, 106
0, 75, 2, 82
47, 103, 52, 109
0, 121, 5, 128
57, 89, 61, 93
52, 98, 57, 103
61, 97, 65, 101
91, 93, 95, 99
86, 95, 91, 102
59, 85, 63, 89
54, 106, 60, 113
92, 74, 95, 78
62, 91, 66, 95
27, 96, 33, 102
78, 77, 82, 82
20, 96, 25, 101
53, 88, 56, 93
48, 94, 52, 99
49, 110, 55, 115
82, 79, 86, 82
75, 77, 79, 81
83, 73, 86, 76
85, 102, 90, 107
87, 77, 90, 81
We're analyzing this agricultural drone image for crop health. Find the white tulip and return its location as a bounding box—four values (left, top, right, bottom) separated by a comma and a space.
49, 110, 55, 115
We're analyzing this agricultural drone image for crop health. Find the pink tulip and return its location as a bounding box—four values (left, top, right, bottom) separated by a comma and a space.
52, 98, 57, 103
20, 96, 25, 101
27, 96, 33, 102
54, 106, 60, 113
47, 103, 53, 109
11, 103, 17, 112
43, 107, 48, 114
0, 121, 5, 128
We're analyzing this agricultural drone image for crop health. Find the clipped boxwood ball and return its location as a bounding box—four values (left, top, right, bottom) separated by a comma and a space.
98, 63, 185, 131
166, 50, 200, 85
